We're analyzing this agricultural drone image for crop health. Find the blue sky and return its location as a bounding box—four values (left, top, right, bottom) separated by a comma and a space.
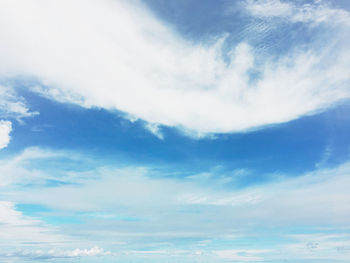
0, 0, 350, 262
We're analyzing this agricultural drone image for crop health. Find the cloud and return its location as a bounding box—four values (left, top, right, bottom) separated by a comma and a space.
244, 0, 350, 25
1, 148, 350, 261
0, 120, 11, 150
0, 86, 38, 151
244, 0, 293, 18
144, 123, 164, 139
0, 246, 112, 260
281, 233, 350, 261
0, 85, 38, 121
0, 201, 65, 246
0, 0, 349, 135
214, 249, 271, 261
0, 147, 70, 186
4, 148, 350, 228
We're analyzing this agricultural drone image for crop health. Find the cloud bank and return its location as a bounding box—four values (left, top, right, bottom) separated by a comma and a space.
0, 0, 349, 135
1, 148, 350, 261
4, 148, 350, 229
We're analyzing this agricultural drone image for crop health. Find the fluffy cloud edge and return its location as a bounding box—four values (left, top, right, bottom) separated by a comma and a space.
0, 120, 12, 150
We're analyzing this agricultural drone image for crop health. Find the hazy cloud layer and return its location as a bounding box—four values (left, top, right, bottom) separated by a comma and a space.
1, 147, 350, 261
3, 148, 350, 230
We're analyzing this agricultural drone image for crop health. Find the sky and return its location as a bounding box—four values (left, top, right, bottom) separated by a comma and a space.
0, 0, 350, 262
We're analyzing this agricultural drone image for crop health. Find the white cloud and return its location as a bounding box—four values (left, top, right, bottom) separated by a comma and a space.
66, 246, 112, 257
244, 0, 350, 25
5, 148, 350, 228
0, 86, 37, 150
0, 201, 65, 246
0, 0, 349, 135
1, 246, 113, 260
145, 122, 164, 139
177, 191, 262, 206
244, 0, 293, 18
0, 85, 38, 121
0, 147, 68, 186
0, 120, 11, 150
214, 249, 271, 261
280, 233, 350, 261
1, 148, 350, 261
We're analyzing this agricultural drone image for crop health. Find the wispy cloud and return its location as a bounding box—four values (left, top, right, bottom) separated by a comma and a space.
0, 147, 72, 186
3, 148, 350, 233
0, 85, 38, 121
0, 0, 349, 135
282, 233, 350, 261
0, 201, 65, 246
1, 147, 350, 261
214, 249, 271, 261
0, 85, 38, 152
244, 0, 350, 25
0, 246, 113, 260
144, 122, 164, 140
0, 85, 38, 150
